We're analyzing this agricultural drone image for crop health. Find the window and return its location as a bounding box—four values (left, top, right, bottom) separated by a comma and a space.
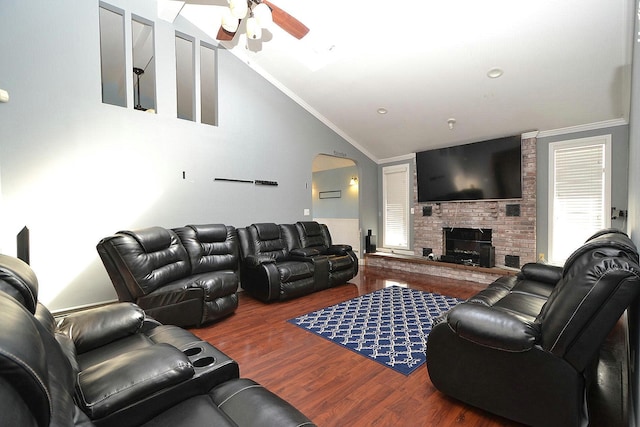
99, 4, 126, 107
175, 33, 195, 121
548, 135, 611, 264
200, 43, 218, 126
131, 17, 156, 112
383, 164, 410, 249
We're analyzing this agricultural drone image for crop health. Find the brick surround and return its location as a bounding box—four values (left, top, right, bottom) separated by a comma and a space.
413, 136, 537, 267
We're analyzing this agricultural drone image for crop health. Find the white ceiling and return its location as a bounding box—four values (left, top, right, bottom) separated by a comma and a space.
171, 0, 634, 162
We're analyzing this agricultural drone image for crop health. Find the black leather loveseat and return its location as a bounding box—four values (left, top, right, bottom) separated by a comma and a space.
237, 221, 358, 302
0, 254, 315, 427
426, 229, 640, 426
97, 224, 239, 327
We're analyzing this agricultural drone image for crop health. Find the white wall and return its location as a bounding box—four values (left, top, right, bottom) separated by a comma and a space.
0, 0, 378, 311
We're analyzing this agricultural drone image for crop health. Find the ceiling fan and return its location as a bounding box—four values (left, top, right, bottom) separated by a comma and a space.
216, 0, 309, 42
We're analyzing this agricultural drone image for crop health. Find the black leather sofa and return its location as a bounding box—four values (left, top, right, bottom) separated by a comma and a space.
237, 221, 358, 302
426, 229, 640, 427
0, 254, 316, 427
97, 224, 239, 327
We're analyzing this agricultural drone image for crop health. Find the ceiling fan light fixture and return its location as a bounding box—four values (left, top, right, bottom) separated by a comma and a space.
253, 3, 273, 28
246, 16, 262, 39
221, 8, 240, 32
229, 0, 248, 19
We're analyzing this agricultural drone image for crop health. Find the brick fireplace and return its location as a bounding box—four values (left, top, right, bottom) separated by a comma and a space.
413, 136, 537, 268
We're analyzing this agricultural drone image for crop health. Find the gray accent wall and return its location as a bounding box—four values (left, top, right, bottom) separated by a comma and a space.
312, 165, 359, 219
0, 0, 377, 311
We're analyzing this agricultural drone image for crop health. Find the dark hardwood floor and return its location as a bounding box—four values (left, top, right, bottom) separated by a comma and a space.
191, 266, 626, 426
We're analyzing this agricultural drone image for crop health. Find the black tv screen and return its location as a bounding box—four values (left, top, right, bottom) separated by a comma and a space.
416, 135, 522, 202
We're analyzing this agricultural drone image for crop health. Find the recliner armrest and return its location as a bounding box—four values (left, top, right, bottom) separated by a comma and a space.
446, 304, 539, 352
519, 262, 563, 285
327, 244, 352, 255
244, 254, 277, 268
57, 303, 145, 354
76, 343, 194, 419
289, 247, 322, 257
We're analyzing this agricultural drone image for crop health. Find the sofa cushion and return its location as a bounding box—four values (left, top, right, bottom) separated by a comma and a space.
254, 223, 280, 241
296, 221, 328, 251
538, 255, 640, 368
175, 224, 239, 274
122, 227, 173, 254
0, 254, 39, 314
111, 228, 192, 296
57, 303, 145, 353
141, 394, 237, 427
189, 271, 239, 301
209, 378, 316, 427
76, 343, 194, 419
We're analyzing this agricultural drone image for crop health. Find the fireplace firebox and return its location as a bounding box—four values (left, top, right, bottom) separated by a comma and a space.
442, 228, 492, 266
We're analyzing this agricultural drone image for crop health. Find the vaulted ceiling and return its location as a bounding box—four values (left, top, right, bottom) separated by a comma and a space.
169, 0, 634, 162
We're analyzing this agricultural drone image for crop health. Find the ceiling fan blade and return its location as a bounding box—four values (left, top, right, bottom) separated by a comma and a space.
262, 0, 309, 39
216, 25, 237, 41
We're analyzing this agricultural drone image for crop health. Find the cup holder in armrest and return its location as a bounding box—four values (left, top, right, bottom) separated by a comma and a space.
193, 356, 215, 367
182, 343, 217, 370
179, 341, 239, 386
183, 346, 203, 357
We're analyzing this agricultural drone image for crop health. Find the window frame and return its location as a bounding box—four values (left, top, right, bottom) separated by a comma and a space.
548, 135, 612, 264
382, 163, 410, 250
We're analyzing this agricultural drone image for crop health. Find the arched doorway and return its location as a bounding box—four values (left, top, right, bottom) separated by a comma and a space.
311, 154, 360, 258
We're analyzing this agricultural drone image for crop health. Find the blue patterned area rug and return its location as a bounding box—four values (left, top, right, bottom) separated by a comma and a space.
288, 286, 463, 375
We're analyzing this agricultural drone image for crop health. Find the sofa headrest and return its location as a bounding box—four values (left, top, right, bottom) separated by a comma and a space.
0, 254, 39, 314
297, 221, 322, 237
585, 228, 629, 242
253, 223, 280, 241
0, 293, 50, 427
120, 227, 173, 253
187, 224, 229, 243
563, 231, 639, 276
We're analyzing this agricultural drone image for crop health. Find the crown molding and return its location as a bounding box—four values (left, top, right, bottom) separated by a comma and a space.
378, 153, 416, 164
535, 118, 628, 138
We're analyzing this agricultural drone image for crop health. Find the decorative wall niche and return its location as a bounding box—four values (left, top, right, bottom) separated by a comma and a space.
175, 33, 194, 121
131, 17, 156, 112
99, 4, 126, 107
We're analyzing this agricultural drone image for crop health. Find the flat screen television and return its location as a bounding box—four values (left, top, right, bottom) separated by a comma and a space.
416, 135, 522, 202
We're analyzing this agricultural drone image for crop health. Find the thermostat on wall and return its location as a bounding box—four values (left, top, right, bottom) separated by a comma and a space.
0, 89, 9, 103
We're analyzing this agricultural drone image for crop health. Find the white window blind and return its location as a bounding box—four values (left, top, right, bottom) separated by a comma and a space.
383, 164, 409, 249
549, 136, 611, 264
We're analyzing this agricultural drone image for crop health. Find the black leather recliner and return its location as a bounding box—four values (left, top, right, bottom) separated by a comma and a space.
237, 223, 316, 302
237, 222, 358, 302
292, 221, 358, 286
0, 254, 316, 427
426, 230, 640, 427
97, 224, 239, 327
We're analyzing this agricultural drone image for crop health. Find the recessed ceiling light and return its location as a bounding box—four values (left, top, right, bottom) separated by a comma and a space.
487, 67, 504, 79
377, 108, 388, 115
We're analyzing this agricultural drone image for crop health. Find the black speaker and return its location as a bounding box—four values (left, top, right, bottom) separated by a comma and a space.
365, 233, 377, 253
17, 226, 30, 265
479, 245, 495, 268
